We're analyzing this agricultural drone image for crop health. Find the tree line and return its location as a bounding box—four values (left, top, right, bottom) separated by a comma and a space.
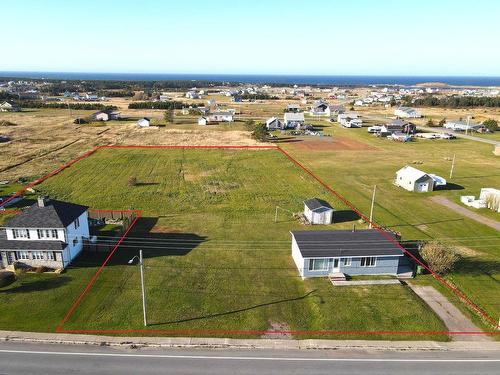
14, 101, 117, 110
128, 101, 202, 110
411, 95, 500, 108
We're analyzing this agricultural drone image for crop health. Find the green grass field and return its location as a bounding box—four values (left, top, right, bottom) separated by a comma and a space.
279, 122, 500, 334
0, 148, 448, 340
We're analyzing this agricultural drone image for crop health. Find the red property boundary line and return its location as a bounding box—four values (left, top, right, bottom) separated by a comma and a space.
2, 144, 498, 335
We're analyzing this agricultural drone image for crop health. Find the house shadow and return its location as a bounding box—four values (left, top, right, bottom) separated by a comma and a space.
1, 275, 71, 294
134, 182, 159, 187
333, 210, 360, 223
149, 290, 316, 326
438, 183, 464, 191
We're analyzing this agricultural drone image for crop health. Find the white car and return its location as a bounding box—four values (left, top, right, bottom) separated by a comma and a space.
367, 125, 382, 133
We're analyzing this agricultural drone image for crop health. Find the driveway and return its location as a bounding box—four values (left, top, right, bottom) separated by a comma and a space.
430, 196, 500, 231
407, 284, 492, 342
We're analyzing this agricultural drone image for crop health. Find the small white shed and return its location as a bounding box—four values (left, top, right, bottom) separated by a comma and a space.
137, 118, 151, 127
304, 198, 334, 225
198, 117, 209, 126
394, 166, 435, 193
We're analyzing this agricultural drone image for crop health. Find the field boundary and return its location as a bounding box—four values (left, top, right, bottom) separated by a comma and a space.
2, 144, 498, 336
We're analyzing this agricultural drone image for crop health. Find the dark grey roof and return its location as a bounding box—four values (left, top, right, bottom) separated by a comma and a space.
291, 229, 404, 258
0, 239, 67, 250
5, 199, 88, 229
304, 198, 333, 211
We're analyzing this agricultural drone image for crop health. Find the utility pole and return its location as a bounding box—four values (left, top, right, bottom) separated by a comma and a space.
449, 154, 456, 179
369, 185, 377, 229
128, 250, 148, 326
465, 116, 470, 136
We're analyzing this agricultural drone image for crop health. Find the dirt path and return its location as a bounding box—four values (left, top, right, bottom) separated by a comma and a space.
430, 196, 500, 231
407, 284, 491, 341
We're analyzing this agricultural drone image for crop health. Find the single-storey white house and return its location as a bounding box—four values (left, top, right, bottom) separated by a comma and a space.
394, 107, 421, 118
286, 104, 301, 112
0, 101, 21, 112
266, 117, 283, 130
283, 112, 305, 128
198, 117, 209, 125
208, 111, 234, 122
303, 198, 334, 225
137, 118, 151, 127
92, 110, 120, 122
291, 229, 405, 278
394, 166, 435, 192
186, 90, 201, 99
309, 100, 330, 116
0, 197, 90, 270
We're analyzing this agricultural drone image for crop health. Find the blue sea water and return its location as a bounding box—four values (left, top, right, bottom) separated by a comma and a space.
1, 71, 500, 86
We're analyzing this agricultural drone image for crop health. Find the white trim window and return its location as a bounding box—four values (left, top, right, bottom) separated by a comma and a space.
18, 251, 30, 260
37, 229, 59, 239
74, 217, 80, 229
47, 251, 55, 261
308, 258, 329, 271
13, 229, 30, 239
360, 257, 377, 267
72, 237, 79, 247
32, 251, 44, 260
343, 257, 352, 266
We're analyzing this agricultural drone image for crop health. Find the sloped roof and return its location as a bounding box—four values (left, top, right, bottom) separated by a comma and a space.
284, 112, 305, 122
0, 239, 67, 250
396, 165, 430, 181
6, 199, 88, 229
291, 229, 404, 258
304, 198, 333, 211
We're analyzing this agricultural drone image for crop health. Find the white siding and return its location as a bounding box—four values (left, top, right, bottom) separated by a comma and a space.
291, 236, 305, 277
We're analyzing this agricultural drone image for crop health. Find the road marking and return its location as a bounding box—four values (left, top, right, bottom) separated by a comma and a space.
0, 349, 500, 362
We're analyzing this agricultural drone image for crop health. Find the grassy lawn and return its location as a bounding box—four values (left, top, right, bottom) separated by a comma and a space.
279, 122, 500, 335
0, 148, 448, 340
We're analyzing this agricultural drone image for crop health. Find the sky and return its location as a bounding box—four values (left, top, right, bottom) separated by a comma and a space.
2, 0, 500, 76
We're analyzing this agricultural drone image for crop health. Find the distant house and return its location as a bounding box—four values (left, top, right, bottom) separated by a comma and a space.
328, 105, 345, 120
291, 229, 405, 278
283, 112, 305, 129
394, 166, 435, 193
0, 197, 89, 270
303, 198, 334, 225
198, 117, 209, 126
395, 107, 421, 118
444, 120, 482, 132
92, 110, 120, 122
208, 111, 234, 122
381, 119, 416, 134
0, 101, 20, 112
338, 113, 362, 128
137, 118, 151, 127
265, 117, 283, 130
159, 95, 171, 102
286, 104, 301, 113
186, 90, 201, 99
309, 100, 330, 116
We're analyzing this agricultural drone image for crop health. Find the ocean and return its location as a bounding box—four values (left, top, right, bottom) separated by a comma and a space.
1, 72, 499, 87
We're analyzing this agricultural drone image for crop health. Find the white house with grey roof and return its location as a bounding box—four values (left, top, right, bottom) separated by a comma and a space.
394, 166, 435, 193
0, 197, 89, 270
394, 107, 421, 118
283, 112, 305, 128
303, 198, 334, 225
291, 229, 405, 278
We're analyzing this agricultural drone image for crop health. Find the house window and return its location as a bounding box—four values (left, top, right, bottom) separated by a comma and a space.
360, 257, 377, 267
74, 217, 80, 229
32, 251, 44, 260
51, 230, 59, 239
73, 237, 79, 247
343, 257, 352, 266
47, 252, 55, 261
18, 251, 30, 260
308, 258, 329, 271
13, 229, 30, 239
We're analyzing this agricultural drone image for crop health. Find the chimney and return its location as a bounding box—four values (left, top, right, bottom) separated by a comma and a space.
37, 196, 48, 207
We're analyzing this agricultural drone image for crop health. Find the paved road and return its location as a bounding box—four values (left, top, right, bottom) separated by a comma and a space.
1, 341, 500, 375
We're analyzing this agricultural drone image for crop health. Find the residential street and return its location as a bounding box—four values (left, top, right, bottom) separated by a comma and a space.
1, 341, 500, 375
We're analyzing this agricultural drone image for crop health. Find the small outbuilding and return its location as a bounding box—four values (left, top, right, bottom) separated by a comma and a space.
394, 166, 435, 192
137, 118, 151, 127
303, 198, 334, 225
266, 117, 283, 130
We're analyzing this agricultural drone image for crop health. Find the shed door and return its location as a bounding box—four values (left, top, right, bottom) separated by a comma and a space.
417, 183, 429, 192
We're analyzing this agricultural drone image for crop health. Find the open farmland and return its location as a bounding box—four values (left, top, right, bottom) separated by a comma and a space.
0, 148, 448, 340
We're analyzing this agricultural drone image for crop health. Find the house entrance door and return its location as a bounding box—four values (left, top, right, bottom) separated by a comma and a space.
331, 258, 340, 273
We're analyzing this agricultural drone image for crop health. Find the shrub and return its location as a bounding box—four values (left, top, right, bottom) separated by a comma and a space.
420, 241, 461, 274
483, 119, 498, 132
35, 266, 48, 273
128, 176, 137, 186
0, 271, 16, 287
